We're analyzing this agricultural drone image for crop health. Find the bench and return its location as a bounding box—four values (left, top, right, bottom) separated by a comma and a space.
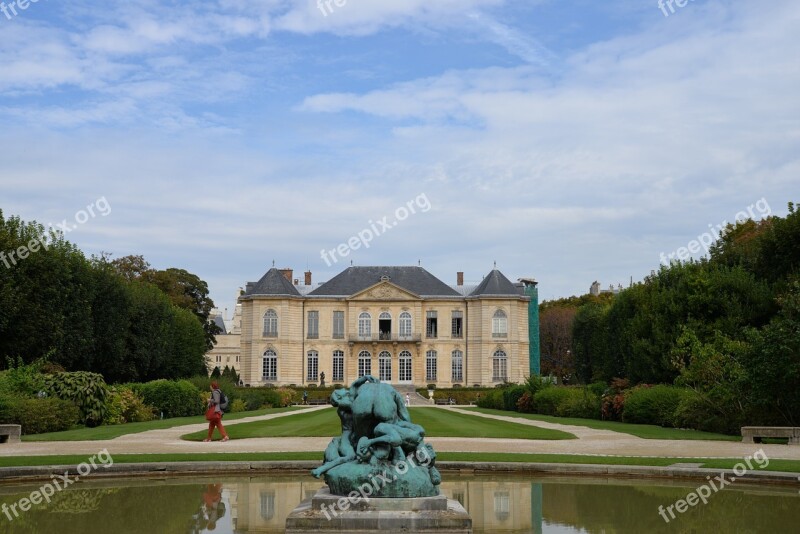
434, 399, 456, 406
741, 426, 800, 445
0, 424, 21, 444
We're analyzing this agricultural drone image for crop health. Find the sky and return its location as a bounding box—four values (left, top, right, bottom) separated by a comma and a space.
1, 0, 798, 313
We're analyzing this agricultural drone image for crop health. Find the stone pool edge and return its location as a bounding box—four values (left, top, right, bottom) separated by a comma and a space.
0, 461, 798, 488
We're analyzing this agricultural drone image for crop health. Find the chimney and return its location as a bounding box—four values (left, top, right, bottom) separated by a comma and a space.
305, 271, 312, 286
457, 272, 464, 286
280, 268, 293, 282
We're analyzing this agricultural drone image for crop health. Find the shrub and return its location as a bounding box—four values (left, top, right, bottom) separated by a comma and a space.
187, 376, 237, 403
588, 381, 608, 398
276, 388, 299, 407
0, 357, 46, 397
43, 371, 109, 427
235, 388, 278, 410
229, 398, 248, 413
623, 385, 691, 427
133, 380, 204, 418
533, 387, 574, 416
555, 388, 601, 419
516, 391, 535, 413
103, 386, 155, 425
523, 374, 554, 397
673, 391, 738, 434
502, 385, 527, 412
425, 388, 494, 405
476, 389, 504, 410
0, 396, 80, 434
600, 378, 629, 421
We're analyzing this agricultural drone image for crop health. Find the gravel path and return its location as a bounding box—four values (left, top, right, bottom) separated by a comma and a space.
2, 406, 799, 462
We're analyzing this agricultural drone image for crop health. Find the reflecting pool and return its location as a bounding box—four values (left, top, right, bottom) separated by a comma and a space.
0, 474, 798, 533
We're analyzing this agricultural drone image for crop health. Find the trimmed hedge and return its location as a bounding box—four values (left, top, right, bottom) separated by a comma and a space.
420, 388, 495, 405
131, 380, 204, 418
0, 397, 81, 434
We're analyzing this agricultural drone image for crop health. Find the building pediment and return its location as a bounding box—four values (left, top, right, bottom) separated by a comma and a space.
348, 281, 421, 301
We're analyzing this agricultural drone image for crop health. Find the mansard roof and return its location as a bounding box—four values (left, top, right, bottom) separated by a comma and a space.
470, 269, 523, 297
244, 268, 301, 297
308, 266, 460, 297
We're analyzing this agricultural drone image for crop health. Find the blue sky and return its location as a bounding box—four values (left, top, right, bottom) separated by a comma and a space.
1, 0, 798, 312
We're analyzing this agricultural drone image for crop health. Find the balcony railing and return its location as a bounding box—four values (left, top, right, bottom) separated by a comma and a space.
348, 333, 422, 343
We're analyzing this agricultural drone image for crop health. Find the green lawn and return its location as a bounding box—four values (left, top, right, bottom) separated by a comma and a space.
1, 452, 797, 473
181, 407, 576, 441
22, 407, 304, 442
466, 408, 741, 441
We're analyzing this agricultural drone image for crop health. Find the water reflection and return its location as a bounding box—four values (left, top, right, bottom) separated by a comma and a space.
0, 474, 798, 533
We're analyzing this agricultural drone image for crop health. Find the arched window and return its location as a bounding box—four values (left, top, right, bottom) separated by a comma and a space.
307, 351, 319, 381
379, 312, 392, 340
451, 350, 463, 382
358, 350, 372, 377
358, 312, 371, 339
332, 350, 344, 382
263, 349, 277, 381
494, 491, 510, 521
492, 309, 508, 337
399, 350, 412, 382
492, 350, 507, 382
379, 351, 392, 381
426, 350, 437, 382
399, 312, 412, 339
263, 309, 278, 337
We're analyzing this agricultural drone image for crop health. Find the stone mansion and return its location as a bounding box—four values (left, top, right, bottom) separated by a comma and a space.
208, 266, 540, 388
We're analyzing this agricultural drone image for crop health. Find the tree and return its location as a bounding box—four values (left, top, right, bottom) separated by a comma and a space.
149, 268, 221, 351
539, 306, 577, 382
743, 279, 800, 425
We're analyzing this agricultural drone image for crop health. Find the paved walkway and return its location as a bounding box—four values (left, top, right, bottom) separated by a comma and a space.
2, 406, 800, 461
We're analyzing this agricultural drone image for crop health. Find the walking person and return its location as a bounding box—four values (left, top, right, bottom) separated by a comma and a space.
405, 393, 410, 407
204, 381, 229, 442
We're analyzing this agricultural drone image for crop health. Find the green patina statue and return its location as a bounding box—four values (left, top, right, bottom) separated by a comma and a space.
311, 376, 441, 498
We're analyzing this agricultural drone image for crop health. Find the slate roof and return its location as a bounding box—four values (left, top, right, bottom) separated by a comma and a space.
213, 315, 227, 335
244, 268, 302, 297
308, 266, 461, 297
470, 269, 522, 297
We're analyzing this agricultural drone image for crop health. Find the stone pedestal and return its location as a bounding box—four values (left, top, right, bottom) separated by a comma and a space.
286, 487, 472, 533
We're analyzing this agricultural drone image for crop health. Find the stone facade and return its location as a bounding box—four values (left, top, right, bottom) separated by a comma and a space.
237, 266, 533, 388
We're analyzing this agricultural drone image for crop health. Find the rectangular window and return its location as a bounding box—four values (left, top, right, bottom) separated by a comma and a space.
358, 353, 372, 377
426, 350, 437, 382
307, 351, 319, 381
332, 350, 344, 382
307, 311, 319, 339
451, 311, 463, 338
451, 350, 463, 382
332, 311, 344, 339
263, 355, 277, 381
426, 311, 438, 338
